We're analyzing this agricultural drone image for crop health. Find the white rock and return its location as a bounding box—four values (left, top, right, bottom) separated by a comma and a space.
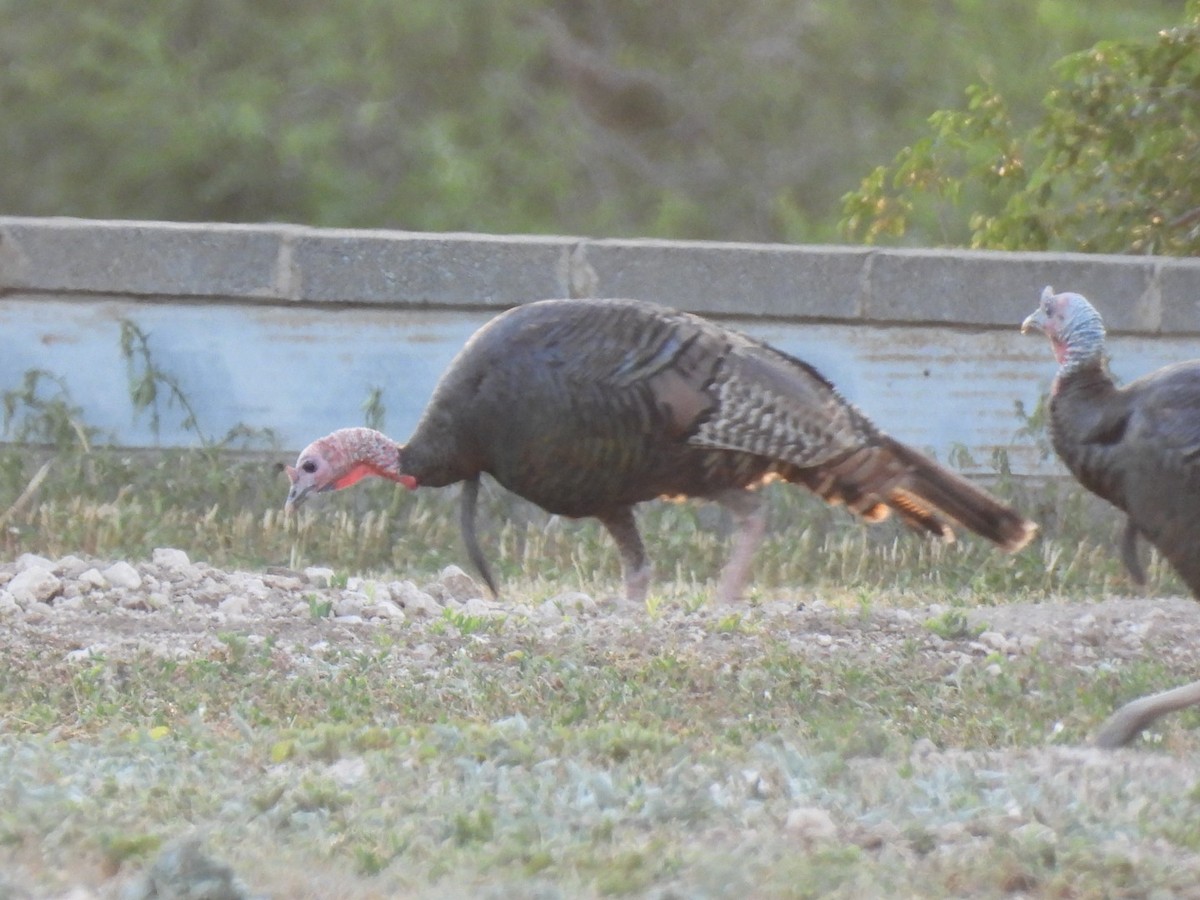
218, 595, 249, 617
152, 547, 192, 571
54, 554, 91, 578
0, 591, 19, 617
1017, 635, 1041, 653
78, 568, 108, 589
439, 565, 481, 602
7, 567, 62, 605
335, 595, 365, 618
66, 644, 108, 662
368, 599, 406, 621
392, 580, 442, 616
334, 614, 365, 625
977, 631, 1011, 653
15, 553, 54, 573
327, 756, 368, 786
464, 596, 503, 618
102, 561, 142, 591
119, 592, 153, 611
815, 633, 834, 648
231, 575, 269, 602
784, 806, 839, 843
537, 600, 565, 620
304, 566, 335, 587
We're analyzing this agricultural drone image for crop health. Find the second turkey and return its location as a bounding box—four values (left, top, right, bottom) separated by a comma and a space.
285, 297, 1038, 602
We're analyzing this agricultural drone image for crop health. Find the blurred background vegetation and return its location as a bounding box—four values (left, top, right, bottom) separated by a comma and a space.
0, 0, 1191, 249
2, 0, 1197, 589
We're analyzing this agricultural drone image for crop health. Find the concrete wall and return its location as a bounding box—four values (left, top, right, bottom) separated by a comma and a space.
2, 216, 1200, 474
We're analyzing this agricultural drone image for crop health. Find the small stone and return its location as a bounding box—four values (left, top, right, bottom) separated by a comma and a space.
392, 581, 442, 617
368, 599, 406, 621
77, 568, 107, 589
815, 633, 834, 648
119, 593, 153, 612
7, 567, 62, 606
327, 756, 368, 786
977, 631, 1011, 653
262, 573, 303, 592
219, 595, 249, 617
152, 547, 192, 571
54, 554, 92, 578
784, 806, 839, 844
537, 600, 564, 620
229, 575, 269, 601
464, 596, 502, 618
102, 561, 143, 591
304, 566, 335, 587
0, 591, 20, 617
15, 553, 54, 573
335, 595, 365, 618
438, 565, 481, 602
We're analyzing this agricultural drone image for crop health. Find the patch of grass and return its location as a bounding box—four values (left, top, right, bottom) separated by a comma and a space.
924, 609, 986, 641
0, 437, 1175, 606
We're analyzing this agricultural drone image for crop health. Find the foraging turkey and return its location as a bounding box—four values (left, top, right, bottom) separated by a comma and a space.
286, 298, 1036, 603
1023, 286, 1200, 747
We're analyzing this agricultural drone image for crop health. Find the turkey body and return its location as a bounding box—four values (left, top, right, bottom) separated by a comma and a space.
1024, 287, 1200, 747
404, 298, 873, 514
1048, 360, 1200, 595
287, 298, 1036, 604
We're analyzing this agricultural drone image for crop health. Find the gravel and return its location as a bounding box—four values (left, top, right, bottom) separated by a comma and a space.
3, 548, 1200, 897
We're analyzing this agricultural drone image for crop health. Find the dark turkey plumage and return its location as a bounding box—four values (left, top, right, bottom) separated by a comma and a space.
286, 298, 1036, 603
1023, 286, 1200, 747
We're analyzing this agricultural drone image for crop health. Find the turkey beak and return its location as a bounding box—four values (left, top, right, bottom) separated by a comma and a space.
284, 465, 312, 514
1020, 309, 1046, 335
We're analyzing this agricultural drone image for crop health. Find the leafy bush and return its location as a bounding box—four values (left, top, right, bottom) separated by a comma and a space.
0, 1, 1177, 243
842, 1, 1200, 254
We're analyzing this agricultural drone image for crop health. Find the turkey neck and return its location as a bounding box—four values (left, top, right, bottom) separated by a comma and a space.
1049, 357, 1125, 501
398, 409, 482, 489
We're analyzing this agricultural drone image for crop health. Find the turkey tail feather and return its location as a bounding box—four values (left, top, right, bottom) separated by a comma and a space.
878, 437, 1037, 552
460, 476, 499, 597
789, 438, 1036, 552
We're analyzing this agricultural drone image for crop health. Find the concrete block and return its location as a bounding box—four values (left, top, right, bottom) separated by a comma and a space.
584, 238, 869, 319
1157, 259, 1200, 334
865, 248, 1157, 328
0, 217, 287, 298
287, 229, 577, 306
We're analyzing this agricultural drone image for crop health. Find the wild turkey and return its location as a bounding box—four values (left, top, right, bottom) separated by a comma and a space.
1023, 286, 1200, 747
285, 298, 1036, 603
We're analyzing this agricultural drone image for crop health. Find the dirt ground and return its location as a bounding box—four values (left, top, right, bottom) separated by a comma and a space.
4, 549, 1200, 898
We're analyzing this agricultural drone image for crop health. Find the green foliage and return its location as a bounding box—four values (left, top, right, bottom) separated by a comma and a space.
1, 369, 98, 450
924, 609, 986, 641
119, 319, 206, 444
842, 2, 1200, 254
361, 386, 386, 432
0, 1, 1176, 244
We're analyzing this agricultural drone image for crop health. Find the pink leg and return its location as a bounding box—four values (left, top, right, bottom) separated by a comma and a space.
713, 489, 766, 604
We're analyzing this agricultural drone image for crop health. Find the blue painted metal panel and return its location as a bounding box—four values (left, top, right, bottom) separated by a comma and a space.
3, 295, 1199, 476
